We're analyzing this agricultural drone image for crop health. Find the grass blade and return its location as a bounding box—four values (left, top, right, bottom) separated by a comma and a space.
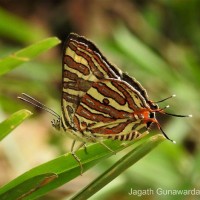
0, 37, 61, 76
71, 134, 165, 200
1, 173, 57, 200
0, 134, 153, 199
0, 109, 32, 141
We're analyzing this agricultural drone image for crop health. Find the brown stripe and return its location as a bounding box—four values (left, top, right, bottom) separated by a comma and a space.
68, 42, 105, 79
129, 132, 137, 140
120, 135, 125, 141
132, 123, 141, 131
63, 69, 93, 91
64, 55, 90, 76
92, 81, 126, 105
92, 120, 130, 135
72, 40, 118, 78
63, 92, 80, 104
122, 73, 155, 109
129, 132, 135, 140
138, 126, 148, 133
69, 34, 122, 78
76, 105, 114, 123
61, 113, 75, 131
111, 80, 139, 111
105, 130, 141, 141
63, 70, 78, 80
63, 79, 93, 92
82, 94, 134, 119
73, 115, 81, 131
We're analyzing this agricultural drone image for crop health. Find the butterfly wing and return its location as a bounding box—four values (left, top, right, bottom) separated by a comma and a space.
61, 33, 156, 138
74, 78, 150, 138
61, 33, 122, 130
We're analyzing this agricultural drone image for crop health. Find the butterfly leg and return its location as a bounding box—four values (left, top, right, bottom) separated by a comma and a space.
87, 134, 115, 154
71, 140, 85, 175
83, 143, 88, 154
98, 140, 115, 154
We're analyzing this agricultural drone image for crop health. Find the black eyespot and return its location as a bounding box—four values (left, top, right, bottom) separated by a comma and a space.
103, 98, 109, 105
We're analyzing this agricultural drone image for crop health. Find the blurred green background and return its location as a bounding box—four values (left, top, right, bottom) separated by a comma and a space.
0, 1, 199, 200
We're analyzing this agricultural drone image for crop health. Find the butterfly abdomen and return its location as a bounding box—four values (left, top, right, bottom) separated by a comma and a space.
107, 131, 142, 141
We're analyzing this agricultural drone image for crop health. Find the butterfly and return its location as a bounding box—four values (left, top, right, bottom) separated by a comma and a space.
19, 33, 191, 174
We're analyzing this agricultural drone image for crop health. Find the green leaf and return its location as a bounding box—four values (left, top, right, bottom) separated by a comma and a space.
0, 173, 58, 200
0, 37, 61, 76
0, 109, 32, 141
0, 133, 163, 200
71, 134, 165, 200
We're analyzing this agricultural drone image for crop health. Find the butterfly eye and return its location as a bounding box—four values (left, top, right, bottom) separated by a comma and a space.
103, 98, 109, 105
149, 112, 155, 118
51, 119, 61, 130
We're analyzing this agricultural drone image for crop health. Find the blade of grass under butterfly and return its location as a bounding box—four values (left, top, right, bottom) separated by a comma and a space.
0, 134, 152, 200
0, 109, 32, 141
0, 173, 58, 200
71, 134, 165, 200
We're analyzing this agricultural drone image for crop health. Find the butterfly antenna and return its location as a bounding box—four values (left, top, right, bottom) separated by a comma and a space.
164, 113, 192, 118
157, 105, 192, 118
158, 105, 170, 112
154, 94, 176, 103
154, 121, 176, 143
155, 103, 192, 143
158, 125, 176, 144
18, 93, 60, 119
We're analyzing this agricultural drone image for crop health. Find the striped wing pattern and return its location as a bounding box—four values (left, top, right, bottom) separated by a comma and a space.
61, 33, 157, 142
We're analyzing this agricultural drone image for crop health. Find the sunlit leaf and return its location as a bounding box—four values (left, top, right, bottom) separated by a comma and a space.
0, 109, 32, 141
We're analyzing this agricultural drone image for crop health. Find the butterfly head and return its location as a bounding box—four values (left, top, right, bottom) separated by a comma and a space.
144, 95, 192, 143
18, 93, 61, 131
51, 118, 61, 131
